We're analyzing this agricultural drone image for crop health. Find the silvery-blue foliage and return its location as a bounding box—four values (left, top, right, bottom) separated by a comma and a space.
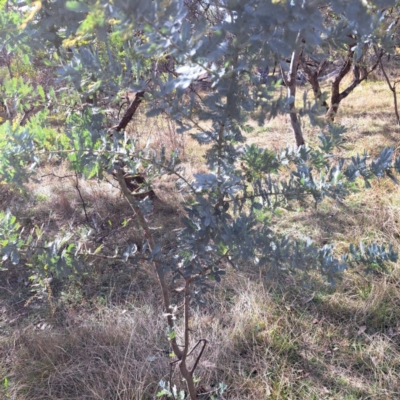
1, 0, 399, 287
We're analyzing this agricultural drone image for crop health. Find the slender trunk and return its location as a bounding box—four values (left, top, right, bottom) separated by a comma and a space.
282, 42, 305, 147
113, 91, 145, 132
178, 278, 197, 400
393, 85, 400, 126
216, 120, 226, 208
115, 170, 183, 359
299, 56, 328, 111
116, 170, 198, 399
376, 47, 400, 125
6, 61, 13, 79
2, 48, 13, 79
325, 53, 353, 122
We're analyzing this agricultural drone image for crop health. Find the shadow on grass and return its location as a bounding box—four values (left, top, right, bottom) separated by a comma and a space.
343, 116, 400, 146
2, 253, 400, 399
220, 269, 400, 398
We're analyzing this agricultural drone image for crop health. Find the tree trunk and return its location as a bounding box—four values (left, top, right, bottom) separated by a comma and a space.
178, 277, 198, 400
325, 51, 353, 122
281, 39, 305, 147
113, 91, 145, 132
300, 43, 382, 123
288, 50, 305, 146
325, 46, 383, 122
116, 170, 198, 399
376, 47, 400, 125
299, 56, 328, 111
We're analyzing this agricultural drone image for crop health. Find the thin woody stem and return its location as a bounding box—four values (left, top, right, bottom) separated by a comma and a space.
115, 168, 183, 359
178, 277, 197, 400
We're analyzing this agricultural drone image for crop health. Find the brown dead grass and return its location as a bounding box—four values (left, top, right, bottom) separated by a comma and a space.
2, 269, 400, 399
9, 306, 169, 399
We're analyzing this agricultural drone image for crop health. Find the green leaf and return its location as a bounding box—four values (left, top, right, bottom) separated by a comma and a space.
168, 330, 176, 340
93, 244, 103, 255
65, 1, 89, 12
37, 85, 45, 102
157, 389, 170, 397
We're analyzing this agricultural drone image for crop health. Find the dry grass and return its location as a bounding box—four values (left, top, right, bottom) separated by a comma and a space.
2, 270, 400, 399
6, 306, 169, 399
1, 80, 400, 399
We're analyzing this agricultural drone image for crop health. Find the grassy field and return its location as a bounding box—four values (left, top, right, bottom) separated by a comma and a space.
1, 80, 400, 399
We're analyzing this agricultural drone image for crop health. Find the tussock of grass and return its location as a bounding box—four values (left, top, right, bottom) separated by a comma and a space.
9, 307, 169, 399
